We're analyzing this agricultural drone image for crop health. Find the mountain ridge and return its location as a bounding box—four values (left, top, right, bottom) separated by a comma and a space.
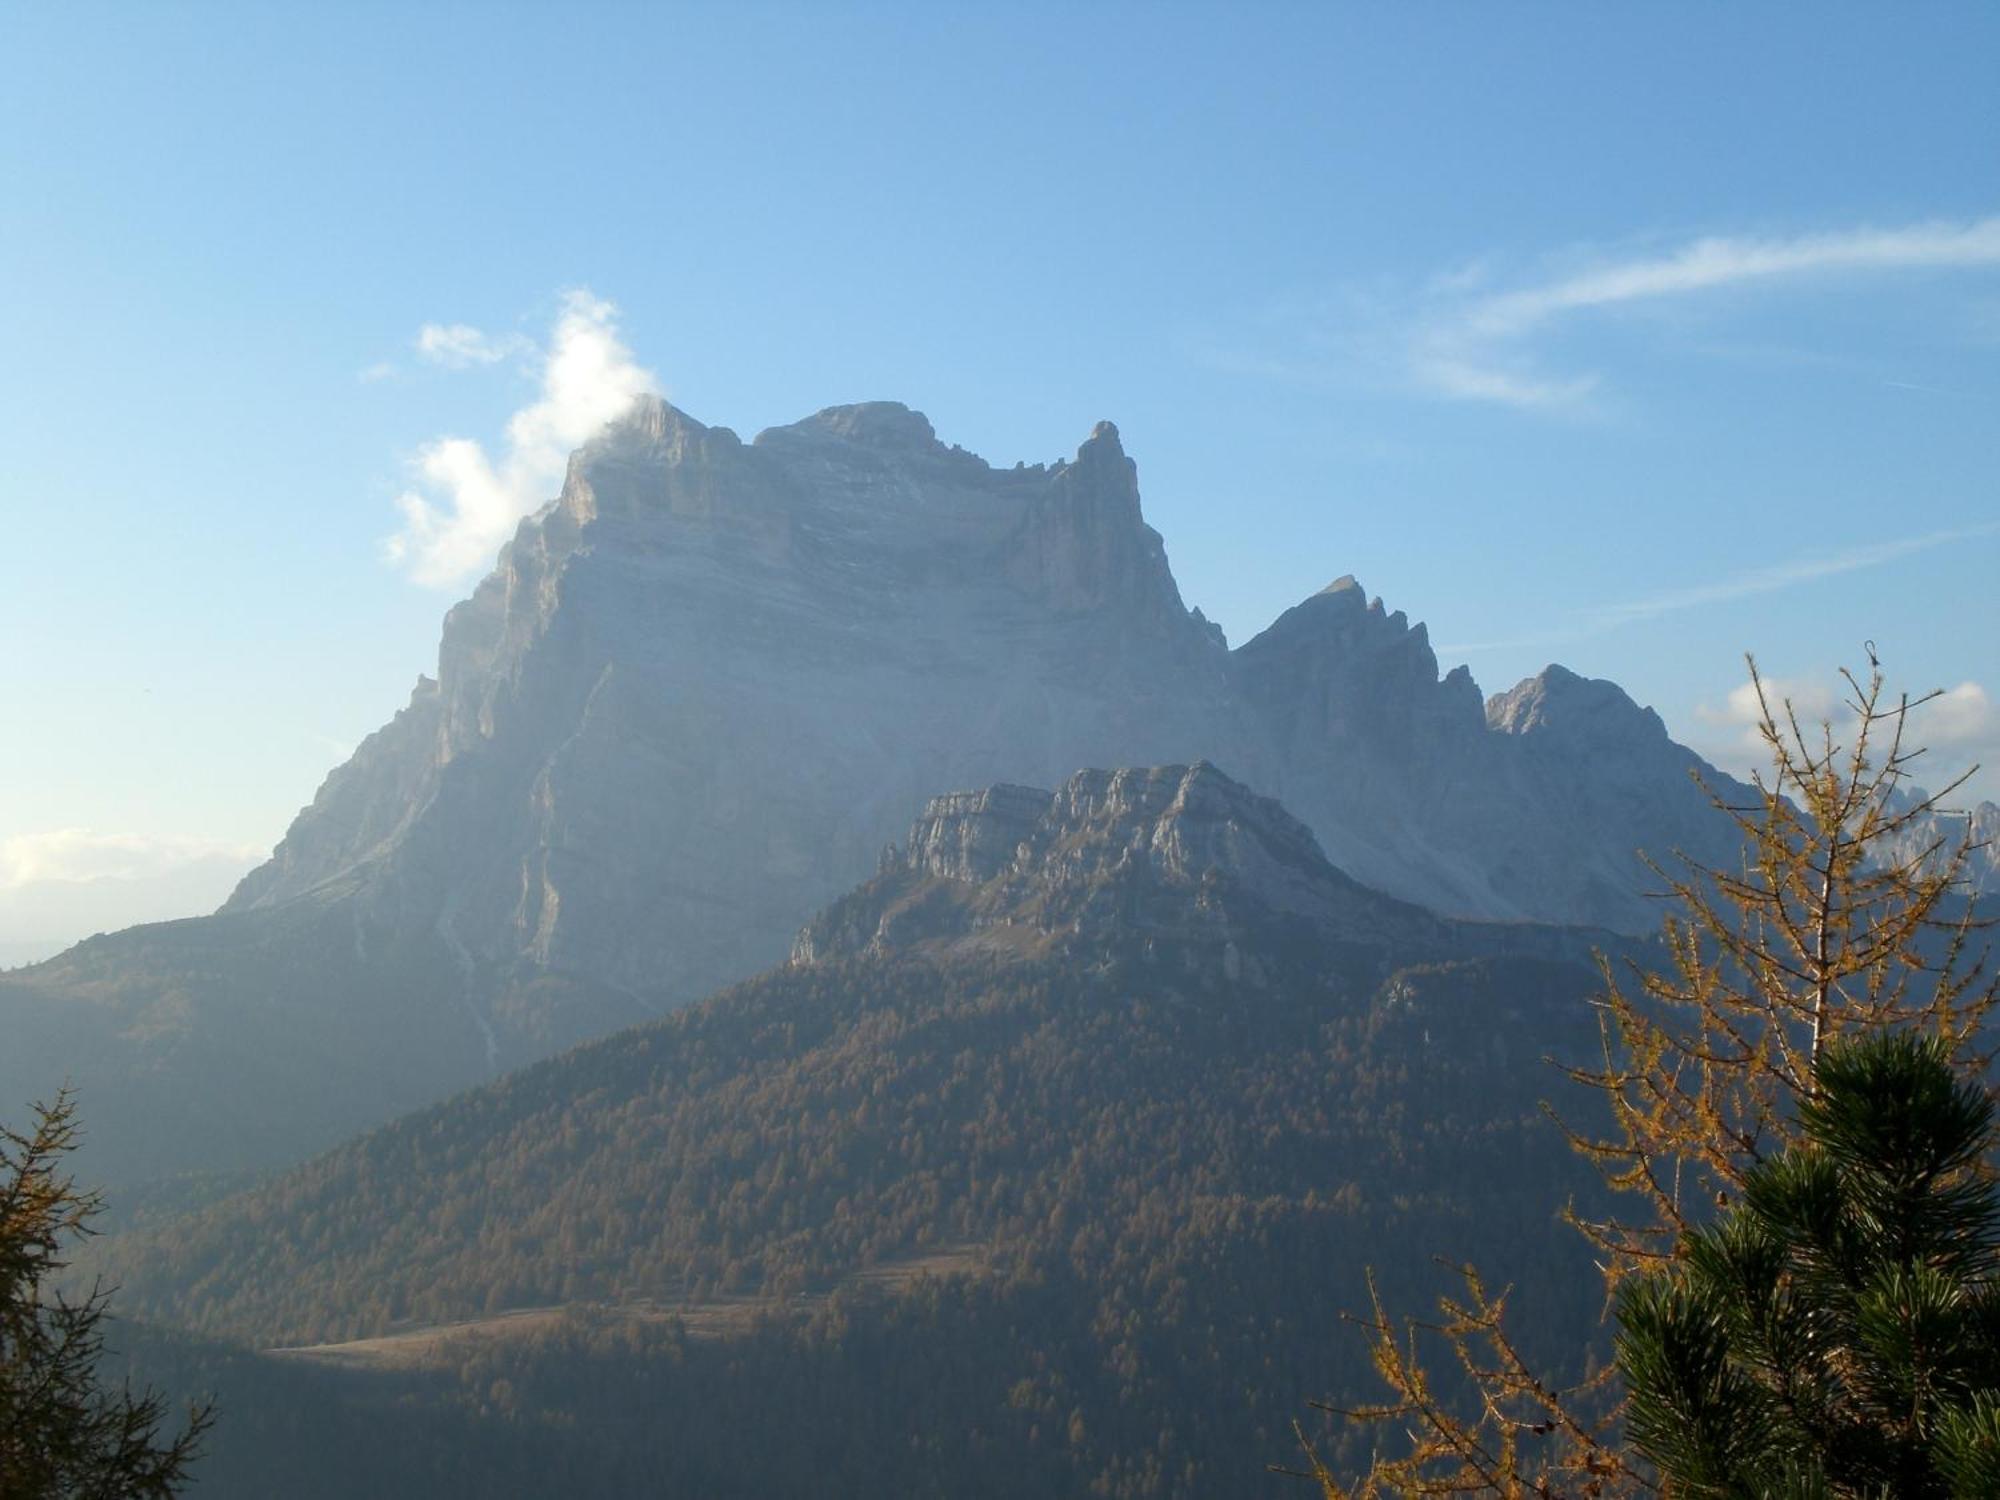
91, 758, 1621, 1348
793, 762, 1460, 970
84, 758, 1626, 1499
3, 396, 1758, 1185
230, 395, 1748, 955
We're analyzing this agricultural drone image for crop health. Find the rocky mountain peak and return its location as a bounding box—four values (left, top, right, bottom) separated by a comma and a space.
1036, 762, 1328, 896
574, 394, 726, 469
1866, 787, 2000, 894
899, 763, 1322, 892
1232, 576, 1481, 768
615, 392, 706, 440
202, 397, 1776, 977
1486, 664, 1670, 746
1001, 416, 1188, 623
1317, 573, 1364, 599
1057, 418, 1133, 485
777, 401, 943, 452
1070, 419, 1130, 473
794, 762, 1440, 966
1243, 575, 1430, 653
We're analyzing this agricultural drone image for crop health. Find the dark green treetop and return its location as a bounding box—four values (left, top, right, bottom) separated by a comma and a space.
1617, 1032, 2000, 1498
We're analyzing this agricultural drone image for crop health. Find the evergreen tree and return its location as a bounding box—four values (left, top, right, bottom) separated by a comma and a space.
1617, 1032, 2000, 1498
1, 1089, 212, 1498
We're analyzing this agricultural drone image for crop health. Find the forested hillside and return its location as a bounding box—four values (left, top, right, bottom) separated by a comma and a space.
96, 940, 1618, 1496
88, 765, 1642, 1496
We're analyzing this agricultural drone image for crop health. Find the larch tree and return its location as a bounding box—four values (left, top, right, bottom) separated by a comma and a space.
1, 1088, 213, 1499
1290, 656, 1998, 1497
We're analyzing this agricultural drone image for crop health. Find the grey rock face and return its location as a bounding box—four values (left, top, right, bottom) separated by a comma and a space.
225, 398, 1248, 1016
0, 395, 1771, 1183
1230, 584, 1755, 931
791, 764, 1627, 998
239, 400, 1751, 997
904, 784, 1054, 885
1950, 802, 2000, 890
1870, 791, 2000, 894
794, 762, 1452, 969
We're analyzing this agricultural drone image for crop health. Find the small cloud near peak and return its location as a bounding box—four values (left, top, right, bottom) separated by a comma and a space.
385, 290, 661, 588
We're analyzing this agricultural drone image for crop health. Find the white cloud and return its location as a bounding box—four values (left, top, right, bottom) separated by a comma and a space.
385, 290, 661, 588
414, 322, 530, 369
1695, 676, 1992, 753
1927, 681, 1997, 752
1694, 674, 1838, 739
1693, 671, 1998, 806
1408, 354, 1596, 410
0, 831, 266, 962
1473, 219, 2000, 337
1414, 214, 2000, 408
0, 829, 263, 891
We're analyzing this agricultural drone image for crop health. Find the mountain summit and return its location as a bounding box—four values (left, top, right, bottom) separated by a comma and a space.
795, 762, 1454, 969
224, 397, 1238, 1004
229, 396, 1731, 990
4, 399, 1750, 1183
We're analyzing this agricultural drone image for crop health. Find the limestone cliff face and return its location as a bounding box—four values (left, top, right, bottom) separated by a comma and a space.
0, 395, 1773, 1186
225, 398, 1244, 1022
1229, 577, 1490, 905
1479, 665, 1738, 928
232, 395, 1758, 1008
791, 763, 1621, 996
794, 763, 1453, 970
1226, 579, 1755, 930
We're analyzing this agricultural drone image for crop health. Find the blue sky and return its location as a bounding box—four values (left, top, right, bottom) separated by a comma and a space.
2, 2, 1996, 954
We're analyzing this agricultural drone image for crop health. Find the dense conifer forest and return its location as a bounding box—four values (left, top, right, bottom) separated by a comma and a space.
92, 923, 1625, 1497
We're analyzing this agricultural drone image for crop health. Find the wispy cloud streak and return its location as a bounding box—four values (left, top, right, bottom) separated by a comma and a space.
1596, 521, 2000, 627
1413, 215, 2000, 408
1438, 520, 2000, 655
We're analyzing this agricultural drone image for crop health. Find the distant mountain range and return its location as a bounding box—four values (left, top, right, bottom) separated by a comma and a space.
4, 397, 1982, 1188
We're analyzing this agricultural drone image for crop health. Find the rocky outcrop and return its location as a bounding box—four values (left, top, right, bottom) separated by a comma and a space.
794, 763, 1600, 983
1871, 791, 2000, 894
904, 784, 1053, 884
